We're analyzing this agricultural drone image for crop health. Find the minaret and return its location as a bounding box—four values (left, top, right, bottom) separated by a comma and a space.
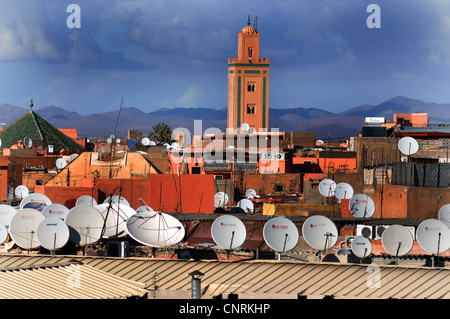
227, 16, 270, 133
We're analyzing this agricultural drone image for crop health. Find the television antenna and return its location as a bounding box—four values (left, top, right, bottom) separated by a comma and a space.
245, 188, 260, 199
0, 204, 18, 231
36, 217, 70, 253
56, 158, 67, 170
438, 204, 450, 229
302, 215, 338, 261
95, 202, 136, 239
398, 136, 419, 156
14, 185, 29, 199
211, 214, 247, 258
214, 192, 228, 209
69, 153, 79, 162
416, 219, 450, 267
318, 179, 336, 198
334, 182, 354, 201
0, 224, 8, 245
103, 195, 130, 207
351, 235, 372, 261
349, 194, 376, 218
141, 137, 151, 146
240, 123, 250, 133
237, 198, 254, 214
9, 208, 46, 250
76, 195, 97, 207
23, 136, 33, 148
126, 211, 185, 247
41, 203, 70, 221
19, 193, 52, 210
65, 205, 105, 247
381, 224, 414, 265
263, 217, 299, 259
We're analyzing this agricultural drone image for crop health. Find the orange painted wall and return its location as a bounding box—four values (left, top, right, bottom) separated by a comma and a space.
371, 184, 408, 218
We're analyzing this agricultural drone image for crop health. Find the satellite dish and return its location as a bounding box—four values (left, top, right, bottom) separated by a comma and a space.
103, 195, 130, 207
36, 217, 70, 251
351, 235, 372, 259
398, 136, 419, 156
0, 223, 8, 245
211, 215, 247, 250
56, 158, 67, 169
19, 193, 52, 210
14, 185, 29, 199
41, 203, 70, 221
214, 192, 229, 208
149, 140, 156, 146
302, 215, 338, 251
69, 153, 79, 162
438, 204, 450, 229
245, 189, 260, 199
136, 205, 154, 213
241, 123, 250, 132
115, 138, 121, 144
237, 199, 254, 214
0, 138, 2, 148
23, 136, 33, 148
126, 212, 185, 247
381, 225, 414, 257
0, 204, 18, 229
76, 195, 97, 207
107, 138, 112, 144
9, 208, 45, 250
318, 179, 336, 197
334, 182, 354, 200
416, 219, 450, 255
65, 205, 105, 246
94, 203, 136, 238
349, 194, 376, 218
141, 137, 151, 146
263, 217, 299, 253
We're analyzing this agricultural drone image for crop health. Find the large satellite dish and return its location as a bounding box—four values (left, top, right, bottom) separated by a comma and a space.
302, 215, 338, 251
334, 182, 354, 200
19, 193, 52, 210
65, 205, 105, 246
41, 203, 70, 221
126, 212, 185, 247
237, 199, 254, 214
214, 192, 229, 208
14, 185, 29, 199
398, 136, 419, 156
36, 217, 70, 251
95, 203, 136, 238
263, 217, 299, 253
24, 136, 33, 148
0, 204, 18, 229
416, 219, 450, 255
76, 195, 97, 207
318, 179, 336, 197
0, 223, 8, 245
103, 195, 130, 207
211, 215, 247, 250
381, 225, 414, 257
438, 204, 450, 229
349, 194, 376, 218
351, 235, 372, 259
9, 208, 45, 250
56, 158, 67, 169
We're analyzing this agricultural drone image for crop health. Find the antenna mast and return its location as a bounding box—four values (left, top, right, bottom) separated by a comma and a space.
109, 96, 124, 178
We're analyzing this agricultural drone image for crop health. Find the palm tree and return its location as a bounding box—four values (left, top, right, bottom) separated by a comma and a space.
148, 122, 173, 144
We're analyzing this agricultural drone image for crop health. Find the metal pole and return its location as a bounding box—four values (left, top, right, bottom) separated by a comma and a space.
191, 277, 201, 299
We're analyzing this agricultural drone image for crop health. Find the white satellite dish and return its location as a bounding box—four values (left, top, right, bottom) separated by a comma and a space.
56, 158, 67, 169
94, 203, 136, 239
65, 205, 105, 246
141, 137, 151, 146
69, 153, 79, 162
245, 188, 260, 199
14, 185, 29, 199
24, 136, 33, 148
334, 182, 354, 200
438, 204, 450, 229
237, 199, 254, 214
381, 225, 414, 257
240, 123, 250, 132
351, 235, 372, 259
263, 217, 299, 253
136, 205, 154, 213
9, 208, 45, 250
0, 223, 8, 245
76, 195, 97, 207
19, 193, 52, 210
398, 136, 419, 156
302, 215, 338, 251
41, 203, 70, 221
107, 138, 112, 144
0, 204, 17, 229
126, 212, 185, 247
318, 179, 336, 197
416, 219, 450, 255
349, 194, 376, 218
36, 217, 70, 251
103, 195, 130, 207
211, 215, 247, 250
214, 192, 229, 208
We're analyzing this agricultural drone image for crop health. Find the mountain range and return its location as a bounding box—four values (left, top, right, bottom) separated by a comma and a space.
1, 96, 449, 140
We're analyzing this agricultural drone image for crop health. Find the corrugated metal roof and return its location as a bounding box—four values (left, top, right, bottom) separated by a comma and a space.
0, 254, 448, 299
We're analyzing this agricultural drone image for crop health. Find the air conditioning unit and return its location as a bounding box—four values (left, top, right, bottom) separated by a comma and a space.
107, 241, 129, 257
375, 225, 390, 240
261, 153, 273, 160
356, 225, 373, 239
275, 153, 285, 160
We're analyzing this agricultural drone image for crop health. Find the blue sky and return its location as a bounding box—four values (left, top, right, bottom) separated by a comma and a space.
1, 0, 450, 115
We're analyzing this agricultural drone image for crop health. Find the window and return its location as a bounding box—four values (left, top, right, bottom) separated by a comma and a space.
247, 83, 255, 92
248, 47, 253, 57
247, 104, 255, 114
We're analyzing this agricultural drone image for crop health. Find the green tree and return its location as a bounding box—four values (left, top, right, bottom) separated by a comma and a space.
148, 122, 173, 144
